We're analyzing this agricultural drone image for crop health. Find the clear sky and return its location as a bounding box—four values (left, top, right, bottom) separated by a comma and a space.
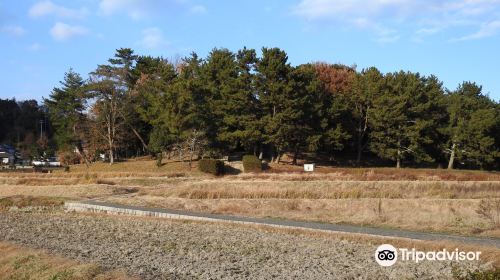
1, 0, 499, 101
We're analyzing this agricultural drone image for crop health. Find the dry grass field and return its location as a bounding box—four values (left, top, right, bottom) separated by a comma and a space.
0, 242, 132, 280
1, 159, 499, 239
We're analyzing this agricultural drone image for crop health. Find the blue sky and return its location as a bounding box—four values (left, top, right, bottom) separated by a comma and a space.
1, 0, 500, 101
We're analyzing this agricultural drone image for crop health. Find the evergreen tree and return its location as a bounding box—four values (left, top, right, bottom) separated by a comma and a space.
445, 82, 499, 169
346, 67, 383, 164
255, 47, 292, 162
134, 57, 180, 154
202, 48, 239, 153
86, 49, 137, 164
369, 71, 437, 168
44, 69, 86, 152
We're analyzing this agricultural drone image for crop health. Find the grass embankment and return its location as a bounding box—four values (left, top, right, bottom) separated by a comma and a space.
0, 242, 133, 280
57, 159, 202, 176
105, 178, 500, 238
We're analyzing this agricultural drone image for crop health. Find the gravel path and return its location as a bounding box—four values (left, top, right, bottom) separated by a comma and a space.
77, 200, 500, 248
0, 212, 486, 280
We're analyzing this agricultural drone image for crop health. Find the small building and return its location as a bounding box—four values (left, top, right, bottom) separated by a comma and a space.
0, 144, 17, 165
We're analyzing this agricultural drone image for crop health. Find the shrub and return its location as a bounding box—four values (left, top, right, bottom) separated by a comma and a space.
156, 153, 163, 168
242, 155, 262, 173
58, 151, 80, 165
198, 159, 224, 176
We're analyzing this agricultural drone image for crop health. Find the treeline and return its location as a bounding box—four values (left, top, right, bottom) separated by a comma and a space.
3, 47, 500, 170
0, 99, 51, 158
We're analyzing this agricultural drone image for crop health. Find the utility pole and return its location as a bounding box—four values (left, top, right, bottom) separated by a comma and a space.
39, 120, 44, 140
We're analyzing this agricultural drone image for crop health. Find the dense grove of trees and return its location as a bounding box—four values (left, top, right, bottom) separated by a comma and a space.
1, 47, 499, 170
0, 99, 51, 159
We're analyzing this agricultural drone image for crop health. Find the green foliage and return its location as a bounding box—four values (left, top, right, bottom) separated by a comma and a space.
242, 155, 262, 172
369, 71, 442, 167
2, 46, 499, 170
148, 127, 171, 154
155, 153, 163, 168
445, 82, 499, 169
44, 69, 85, 152
204, 48, 262, 153
198, 159, 224, 176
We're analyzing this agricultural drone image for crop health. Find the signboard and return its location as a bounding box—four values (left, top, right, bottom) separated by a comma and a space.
304, 163, 315, 172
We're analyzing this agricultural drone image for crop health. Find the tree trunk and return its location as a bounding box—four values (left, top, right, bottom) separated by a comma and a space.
447, 143, 456, 170
292, 146, 299, 165
188, 143, 195, 169
109, 148, 114, 165
130, 126, 148, 153
396, 135, 401, 168
356, 138, 363, 165
274, 146, 282, 164
396, 145, 401, 169
277, 152, 282, 164
189, 152, 194, 169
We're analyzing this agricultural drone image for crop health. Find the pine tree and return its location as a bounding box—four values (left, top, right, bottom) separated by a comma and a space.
347, 67, 383, 164
44, 69, 86, 154
445, 82, 499, 169
369, 71, 436, 168
255, 47, 292, 162
86, 49, 137, 164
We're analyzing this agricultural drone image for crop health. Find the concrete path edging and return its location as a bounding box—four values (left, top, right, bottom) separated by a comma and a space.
64, 200, 500, 248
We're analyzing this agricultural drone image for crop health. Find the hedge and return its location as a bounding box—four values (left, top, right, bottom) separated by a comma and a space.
198, 159, 225, 176
242, 155, 262, 173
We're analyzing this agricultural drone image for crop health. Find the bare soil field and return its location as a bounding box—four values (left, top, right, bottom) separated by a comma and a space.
0, 212, 493, 280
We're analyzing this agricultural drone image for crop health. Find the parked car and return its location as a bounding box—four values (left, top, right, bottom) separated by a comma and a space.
32, 157, 61, 167
48, 157, 61, 167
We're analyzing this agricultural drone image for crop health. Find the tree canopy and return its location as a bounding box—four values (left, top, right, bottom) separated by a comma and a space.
2, 46, 499, 170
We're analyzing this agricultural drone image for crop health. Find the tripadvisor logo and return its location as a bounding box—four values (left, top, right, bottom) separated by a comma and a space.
375, 244, 398, 267
375, 244, 481, 267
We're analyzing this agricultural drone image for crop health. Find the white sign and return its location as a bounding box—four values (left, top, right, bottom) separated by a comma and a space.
304, 164, 315, 172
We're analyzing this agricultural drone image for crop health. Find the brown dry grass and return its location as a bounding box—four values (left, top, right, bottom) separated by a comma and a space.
143, 179, 500, 199
57, 160, 201, 175
0, 242, 134, 280
267, 164, 500, 181
0, 195, 64, 210
0, 184, 122, 200
2, 159, 498, 181
101, 177, 500, 238
106, 196, 500, 238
